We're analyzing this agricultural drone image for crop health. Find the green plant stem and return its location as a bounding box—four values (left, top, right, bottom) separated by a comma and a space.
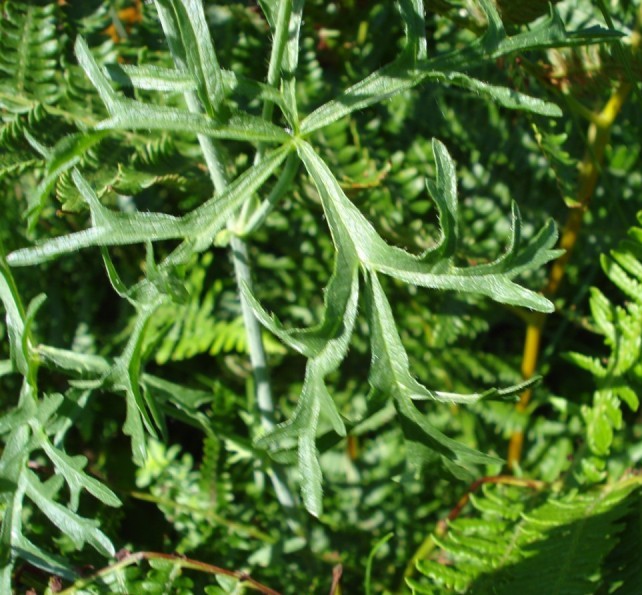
57, 551, 281, 595
152, 0, 301, 526
240, 0, 294, 228
229, 0, 303, 526
194, 132, 301, 530
365, 533, 393, 595
230, 236, 274, 430
253, 0, 291, 165
231, 0, 292, 425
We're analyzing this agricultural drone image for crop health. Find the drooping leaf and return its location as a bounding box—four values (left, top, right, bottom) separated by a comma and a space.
252, 249, 359, 516
23, 470, 115, 557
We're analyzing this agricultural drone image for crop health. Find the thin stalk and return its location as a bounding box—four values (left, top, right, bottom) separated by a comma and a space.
224, 0, 292, 439
231, 0, 304, 528
233, 1, 306, 528
266, 0, 293, 92
230, 236, 274, 429
57, 551, 281, 595
239, 0, 293, 228
153, 0, 300, 528
197, 132, 302, 531
507, 14, 641, 468
255, 0, 292, 165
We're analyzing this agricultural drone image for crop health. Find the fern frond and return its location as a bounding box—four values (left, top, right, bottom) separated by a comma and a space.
412, 478, 642, 594
0, 261, 119, 590
567, 216, 642, 459
0, 1, 62, 113
0, 105, 48, 179
148, 252, 285, 365
600, 487, 642, 594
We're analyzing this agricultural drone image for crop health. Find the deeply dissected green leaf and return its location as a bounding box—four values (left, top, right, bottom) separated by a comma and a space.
23, 470, 115, 557
414, 479, 642, 594
431, 71, 562, 117
8, 170, 182, 265
300, 1, 616, 135
366, 272, 500, 470
108, 63, 284, 109
35, 431, 121, 509
298, 138, 558, 311
568, 219, 642, 462
300, 61, 423, 136
75, 36, 288, 144
0, 425, 31, 592
0, 257, 28, 375
97, 102, 290, 143
27, 131, 109, 228
159, 0, 225, 114
366, 269, 538, 406
8, 146, 291, 265
4, 0, 639, 590
252, 249, 359, 516
249, 133, 557, 509
0, 2, 61, 112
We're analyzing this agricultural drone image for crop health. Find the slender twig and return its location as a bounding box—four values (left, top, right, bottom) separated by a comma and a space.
229, 235, 275, 430
57, 551, 281, 595
329, 564, 343, 595
226, 0, 303, 528
227, 0, 304, 529
197, 136, 301, 529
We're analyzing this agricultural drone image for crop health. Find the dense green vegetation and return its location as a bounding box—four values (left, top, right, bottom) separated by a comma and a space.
1, 0, 641, 593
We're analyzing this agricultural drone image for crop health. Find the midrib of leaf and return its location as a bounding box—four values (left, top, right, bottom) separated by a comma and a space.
370, 278, 417, 399
15, 5, 34, 95
496, 516, 528, 572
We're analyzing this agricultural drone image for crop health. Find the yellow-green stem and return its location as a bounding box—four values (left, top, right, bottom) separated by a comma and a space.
507, 75, 637, 469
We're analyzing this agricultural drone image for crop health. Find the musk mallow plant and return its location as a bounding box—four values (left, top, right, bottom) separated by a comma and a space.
0, 0, 619, 587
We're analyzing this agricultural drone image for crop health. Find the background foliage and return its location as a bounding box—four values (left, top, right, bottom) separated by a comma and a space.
1, 0, 641, 593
